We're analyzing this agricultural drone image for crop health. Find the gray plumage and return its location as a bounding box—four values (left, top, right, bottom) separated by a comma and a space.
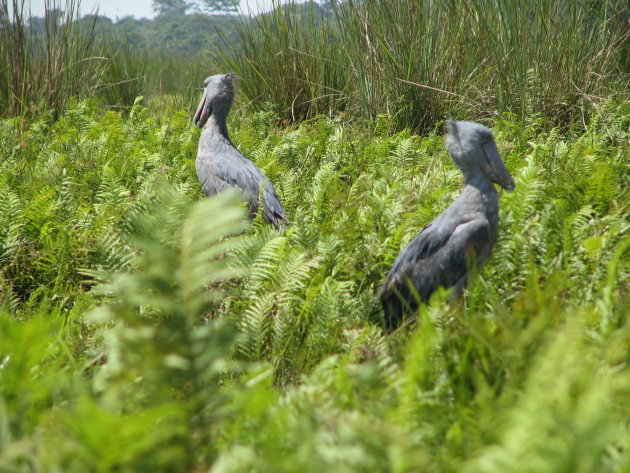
378, 120, 515, 327
193, 73, 286, 229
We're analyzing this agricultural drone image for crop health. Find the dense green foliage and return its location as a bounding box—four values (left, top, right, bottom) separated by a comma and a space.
0, 97, 628, 471
1, 0, 629, 470
217, 0, 629, 131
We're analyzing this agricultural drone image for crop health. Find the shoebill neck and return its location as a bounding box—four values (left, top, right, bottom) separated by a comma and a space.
202, 114, 230, 141
203, 98, 233, 140
459, 164, 498, 195
454, 163, 500, 223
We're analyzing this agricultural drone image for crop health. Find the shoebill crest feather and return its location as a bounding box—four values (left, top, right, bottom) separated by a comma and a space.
194, 73, 286, 229
378, 120, 515, 328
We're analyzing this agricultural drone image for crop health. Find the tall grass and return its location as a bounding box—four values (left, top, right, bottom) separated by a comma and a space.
216, 0, 630, 131
0, 0, 115, 117
457, 0, 629, 122
0, 0, 210, 118
95, 38, 208, 113
214, 1, 348, 122
144, 51, 210, 113
95, 34, 148, 109
336, 0, 469, 129
4, 0, 626, 128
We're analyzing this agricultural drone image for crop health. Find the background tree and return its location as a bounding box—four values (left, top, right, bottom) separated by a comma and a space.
152, 0, 240, 15
152, 0, 187, 15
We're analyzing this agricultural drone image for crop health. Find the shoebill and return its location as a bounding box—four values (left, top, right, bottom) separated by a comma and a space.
193, 73, 286, 229
378, 120, 515, 327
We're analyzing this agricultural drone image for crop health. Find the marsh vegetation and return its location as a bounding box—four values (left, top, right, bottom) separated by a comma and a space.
0, 0, 629, 471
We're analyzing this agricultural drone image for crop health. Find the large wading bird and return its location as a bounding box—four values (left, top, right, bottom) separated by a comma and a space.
194, 73, 286, 229
378, 120, 515, 327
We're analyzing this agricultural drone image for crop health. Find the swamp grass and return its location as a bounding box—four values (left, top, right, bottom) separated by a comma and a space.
216, 0, 630, 131
0, 0, 210, 118
0, 0, 629, 470
2, 0, 628, 131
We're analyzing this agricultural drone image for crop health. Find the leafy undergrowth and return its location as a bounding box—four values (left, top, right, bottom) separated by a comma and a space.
0, 99, 628, 472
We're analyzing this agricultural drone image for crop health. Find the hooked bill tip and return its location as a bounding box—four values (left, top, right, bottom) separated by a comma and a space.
498, 172, 516, 191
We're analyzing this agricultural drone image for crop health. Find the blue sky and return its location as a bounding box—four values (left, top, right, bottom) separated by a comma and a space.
23, 0, 279, 20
